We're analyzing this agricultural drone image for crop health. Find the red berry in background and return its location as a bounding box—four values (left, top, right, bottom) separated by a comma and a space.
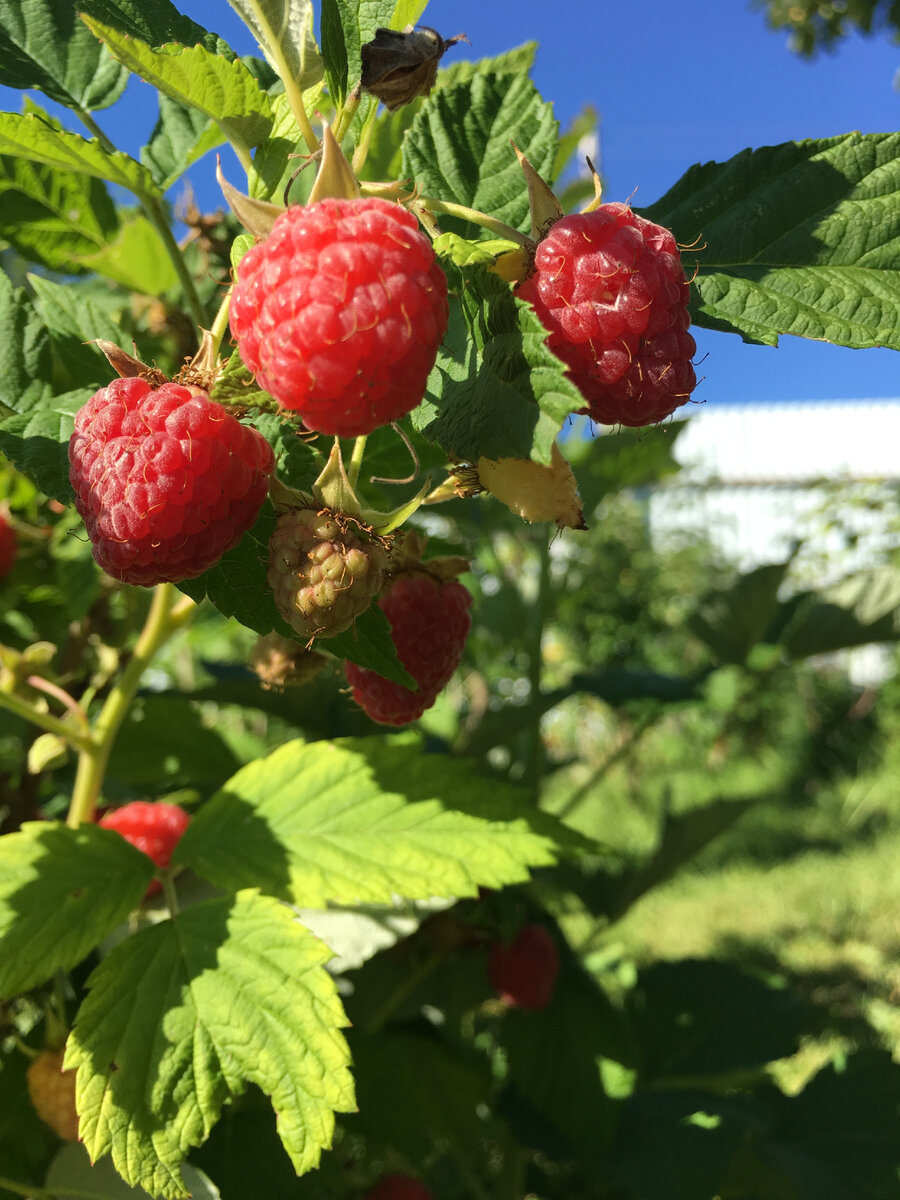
365, 1174, 434, 1200
230, 198, 449, 437
345, 574, 472, 726
516, 203, 697, 427
99, 801, 190, 896
68, 377, 275, 587
0, 509, 16, 578
489, 924, 559, 1010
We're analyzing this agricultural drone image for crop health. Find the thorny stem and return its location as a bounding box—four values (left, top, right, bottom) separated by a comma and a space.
347, 435, 368, 489
75, 108, 209, 333
66, 585, 195, 829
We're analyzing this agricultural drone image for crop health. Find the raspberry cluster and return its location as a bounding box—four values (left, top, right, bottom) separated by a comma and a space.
346, 573, 472, 726
230, 198, 449, 437
268, 507, 387, 640
68, 378, 274, 586
517, 202, 697, 427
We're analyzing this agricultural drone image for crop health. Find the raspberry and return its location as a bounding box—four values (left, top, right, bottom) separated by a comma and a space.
99, 801, 190, 897
365, 1175, 434, 1200
230, 198, 449, 437
250, 632, 327, 689
68, 377, 275, 587
26, 1048, 79, 1141
345, 574, 471, 726
489, 924, 559, 1010
516, 203, 697, 427
268, 508, 388, 640
0, 510, 16, 578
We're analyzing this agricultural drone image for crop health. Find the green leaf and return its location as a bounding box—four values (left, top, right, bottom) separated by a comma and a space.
0, 0, 128, 111
78, 0, 225, 51
142, 93, 225, 191
0, 389, 90, 503
28, 274, 121, 390
402, 73, 558, 237
248, 87, 324, 203
83, 19, 274, 155
413, 265, 583, 465
0, 153, 119, 273
72, 213, 179, 294
228, 0, 324, 95
325, 603, 417, 687
45, 1143, 221, 1200
0, 272, 53, 413
0, 822, 154, 998
66, 890, 354, 1197
437, 42, 538, 92
173, 737, 586, 907
107, 696, 241, 787
689, 559, 794, 664
0, 112, 161, 199
643, 132, 900, 350
779, 566, 900, 658
0, 1051, 57, 1199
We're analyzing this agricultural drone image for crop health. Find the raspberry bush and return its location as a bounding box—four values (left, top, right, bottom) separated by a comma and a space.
0, 2, 897, 1198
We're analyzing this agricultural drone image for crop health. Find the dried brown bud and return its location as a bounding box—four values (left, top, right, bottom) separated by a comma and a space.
360, 25, 468, 111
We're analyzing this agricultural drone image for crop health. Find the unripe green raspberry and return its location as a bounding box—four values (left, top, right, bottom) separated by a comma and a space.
268, 508, 388, 640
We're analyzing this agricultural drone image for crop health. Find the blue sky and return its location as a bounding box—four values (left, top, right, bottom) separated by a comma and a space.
22, 1, 900, 406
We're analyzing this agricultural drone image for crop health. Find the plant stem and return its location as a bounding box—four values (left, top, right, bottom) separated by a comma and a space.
347, 435, 368, 489
0, 688, 93, 752
75, 108, 209, 333
208, 285, 234, 360
358, 185, 532, 246
66, 585, 195, 829
523, 529, 552, 801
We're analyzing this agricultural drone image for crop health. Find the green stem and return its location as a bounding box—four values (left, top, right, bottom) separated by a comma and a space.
0, 688, 93, 752
523, 529, 552, 801
0, 1178, 42, 1198
66, 585, 195, 829
347, 435, 368, 489
75, 108, 209, 333
208, 285, 233, 360
359, 185, 532, 246
332, 91, 360, 145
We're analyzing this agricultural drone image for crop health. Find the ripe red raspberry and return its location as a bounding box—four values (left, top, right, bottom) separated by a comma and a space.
68, 377, 275, 587
230, 198, 449, 437
99, 801, 190, 896
0, 509, 17, 578
345, 574, 471, 726
26, 1048, 79, 1141
489, 924, 559, 1010
268, 507, 388, 640
516, 203, 697, 427
365, 1175, 434, 1200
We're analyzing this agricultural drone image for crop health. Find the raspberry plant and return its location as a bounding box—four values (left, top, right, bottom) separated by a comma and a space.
0, 2, 898, 1198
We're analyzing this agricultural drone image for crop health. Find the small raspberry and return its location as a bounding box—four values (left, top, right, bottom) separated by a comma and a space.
268, 508, 388, 640
68, 377, 275, 587
26, 1048, 79, 1141
489, 924, 559, 1010
345, 573, 471, 726
365, 1175, 434, 1200
516, 203, 697, 427
0, 510, 17, 578
230, 198, 449, 436
99, 801, 190, 897
250, 632, 327, 689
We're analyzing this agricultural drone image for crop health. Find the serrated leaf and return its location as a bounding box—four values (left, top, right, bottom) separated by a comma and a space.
0, 0, 128, 111
0, 154, 119, 273
0, 112, 160, 199
437, 42, 537, 92
229, 0, 324, 96
0, 822, 154, 998
83, 20, 274, 155
72, 213, 179, 294
0, 272, 53, 413
642, 132, 900, 350
242, 411, 322, 488
325, 603, 417, 687
66, 890, 354, 1197
173, 737, 586, 907
0, 389, 90, 503
402, 73, 558, 237
248, 87, 324, 203
779, 566, 900, 658
413, 266, 583, 465
142, 93, 225, 191
46, 1143, 221, 1200
689, 560, 793, 664
28, 274, 121, 390
78, 0, 225, 51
